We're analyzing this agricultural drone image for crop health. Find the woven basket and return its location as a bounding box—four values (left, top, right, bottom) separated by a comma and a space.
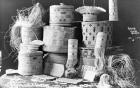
109, 0, 118, 21
43, 26, 75, 53
50, 3, 74, 26
68, 39, 78, 61
80, 47, 95, 59
21, 26, 43, 44
82, 21, 113, 47
18, 51, 43, 75
79, 47, 95, 71
20, 43, 40, 52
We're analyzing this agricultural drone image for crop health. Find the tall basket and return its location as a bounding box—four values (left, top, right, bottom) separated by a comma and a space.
82, 21, 113, 48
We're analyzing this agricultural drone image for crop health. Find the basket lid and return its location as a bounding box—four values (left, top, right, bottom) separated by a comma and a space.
75, 6, 106, 15
50, 3, 74, 9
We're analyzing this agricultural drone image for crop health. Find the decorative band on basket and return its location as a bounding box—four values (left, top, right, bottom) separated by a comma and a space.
50, 3, 74, 25
82, 21, 113, 48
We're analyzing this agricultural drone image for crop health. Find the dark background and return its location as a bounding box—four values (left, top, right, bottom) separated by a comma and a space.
0, 0, 140, 86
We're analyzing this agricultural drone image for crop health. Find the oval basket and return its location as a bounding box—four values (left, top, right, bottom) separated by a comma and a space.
82, 21, 113, 48
50, 3, 74, 25
43, 26, 75, 53
18, 51, 43, 75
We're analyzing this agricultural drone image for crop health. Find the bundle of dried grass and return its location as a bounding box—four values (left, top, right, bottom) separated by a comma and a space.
94, 48, 106, 74
10, 2, 45, 50
107, 54, 136, 88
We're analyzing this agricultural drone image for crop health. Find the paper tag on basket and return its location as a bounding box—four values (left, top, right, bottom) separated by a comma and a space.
84, 70, 96, 82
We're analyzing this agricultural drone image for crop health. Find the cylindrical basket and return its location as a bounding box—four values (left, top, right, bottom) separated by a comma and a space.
21, 26, 43, 44
18, 51, 43, 75
79, 47, 96, 72
66, 39, 78, 68
82, 21, 113, 48
109, 0, 118, 21
43, 26, 75, 53
80, 47, 95, 59
50, 3, 74, 26
19, 43, 40, 52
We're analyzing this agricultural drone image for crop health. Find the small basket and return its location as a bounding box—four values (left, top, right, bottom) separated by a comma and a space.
50, 3, 74, 25
82, 21, 113, 47
43, 26, 75, 53
80, 47, 95, 59
21, 26, 43, 44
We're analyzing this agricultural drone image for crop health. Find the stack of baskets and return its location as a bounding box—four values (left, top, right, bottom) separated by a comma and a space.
75, 6, 113, 77
18, 35, 44, 75
43, 3, 77, 77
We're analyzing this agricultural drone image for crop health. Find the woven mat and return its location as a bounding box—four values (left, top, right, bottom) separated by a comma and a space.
0, 74, 97, 88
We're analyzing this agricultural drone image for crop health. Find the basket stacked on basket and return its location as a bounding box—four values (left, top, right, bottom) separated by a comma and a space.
75, 5, 113, 78
43, 3, 78, 77
10, 3, 45, 75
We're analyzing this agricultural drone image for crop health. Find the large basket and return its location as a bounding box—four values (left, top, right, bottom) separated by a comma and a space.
43, 26, 75, 53
18, 51, 43, 75
50, 3, 74, 26
82, 21, 113, 48
21, 27, 43, 44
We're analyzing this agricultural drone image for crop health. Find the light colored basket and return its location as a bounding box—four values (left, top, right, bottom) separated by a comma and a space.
82, 21, 113, 48
21, 26, 43, 44
43, 26, 75, 53
18, 51, 43, 75
50, 3, 74, 25
20, 43, 40, 52
66, 39, 78, 68
79, 47, 95, 71
75, 6, 106, 22
109, 0, 118, 21
80, 47, 95, 59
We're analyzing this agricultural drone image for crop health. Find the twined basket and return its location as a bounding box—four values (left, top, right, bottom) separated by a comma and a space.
82, 21, 113, 48
50, 3, 74, 26
80, 47, 95, 66
43, 26, 75, 53
18, 51, 43, 75
21, 26, 43, 44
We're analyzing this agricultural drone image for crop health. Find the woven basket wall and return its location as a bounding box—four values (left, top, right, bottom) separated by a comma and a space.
18, 51, 43, 75
82, 21, 113, 48
43, 26, 75, 53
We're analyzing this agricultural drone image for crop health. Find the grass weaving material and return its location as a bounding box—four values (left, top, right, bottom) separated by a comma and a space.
10, 2, 45, 51
107, 54, 136, 88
